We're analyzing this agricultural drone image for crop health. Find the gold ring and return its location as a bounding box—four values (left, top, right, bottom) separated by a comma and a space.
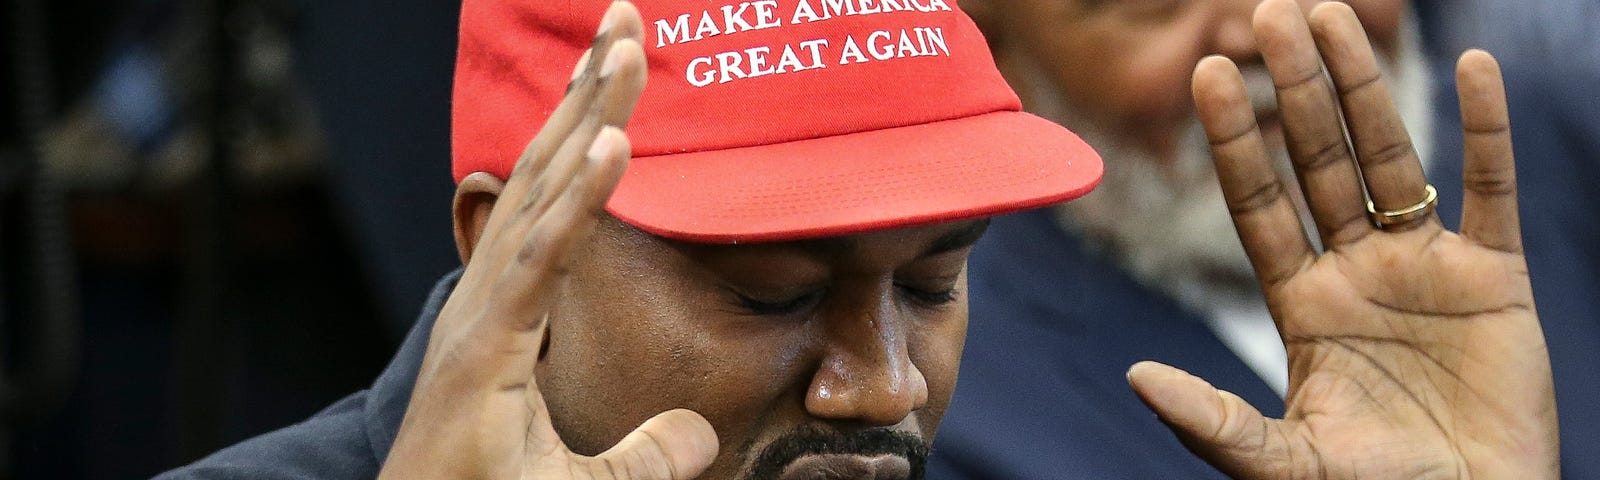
1367, 184, 1438, 228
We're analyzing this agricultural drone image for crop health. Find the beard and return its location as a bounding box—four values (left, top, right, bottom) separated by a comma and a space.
741, 425, 928, 480
1019, 20, 1435, 311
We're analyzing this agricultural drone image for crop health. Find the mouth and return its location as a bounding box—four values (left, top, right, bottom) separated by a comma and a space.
776, 454, 912, 480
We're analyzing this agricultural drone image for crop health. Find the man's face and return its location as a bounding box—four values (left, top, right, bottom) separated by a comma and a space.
979, 0, 1403, 160
535, 216, 985, 480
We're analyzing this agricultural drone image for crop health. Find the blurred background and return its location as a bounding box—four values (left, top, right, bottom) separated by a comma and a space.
0, 0, 1593, 478
2, 0, 460, 477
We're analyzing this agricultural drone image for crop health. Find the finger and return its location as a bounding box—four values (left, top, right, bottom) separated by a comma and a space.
1307, 3, 1437, 232
588, 409, 719, 480
474, 129, 628, 403
510, 2, 645, 178
521, 313, 565, 458
1455, 50, 1522, 253
1126, 361, 1308, 479
514, 37, 649, 223
1253, 0, 1373, 247
491, 2, 644, 240
1194, 56, 1316, 290
500, 126, 631, 329
517, 128, 631, 451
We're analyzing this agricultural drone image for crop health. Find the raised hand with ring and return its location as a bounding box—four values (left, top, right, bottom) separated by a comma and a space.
1125, 0, 1560, 478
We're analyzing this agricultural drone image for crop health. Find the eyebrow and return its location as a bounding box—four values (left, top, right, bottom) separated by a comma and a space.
793, 218, 991, 257
923, 218, 991, 257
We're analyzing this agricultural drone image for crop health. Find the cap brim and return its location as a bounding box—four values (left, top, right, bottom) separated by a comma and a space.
606, 110, 1103, 243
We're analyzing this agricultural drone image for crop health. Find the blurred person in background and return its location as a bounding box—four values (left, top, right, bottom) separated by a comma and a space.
930, 0, 1600, 478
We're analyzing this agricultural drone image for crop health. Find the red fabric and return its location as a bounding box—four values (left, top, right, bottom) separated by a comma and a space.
452, 0, 1103, 242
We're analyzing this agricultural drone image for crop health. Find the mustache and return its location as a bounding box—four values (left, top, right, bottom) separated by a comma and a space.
745, 425, 929, 480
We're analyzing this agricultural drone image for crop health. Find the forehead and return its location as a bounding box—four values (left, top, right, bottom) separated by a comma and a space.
599, 215, 991, 263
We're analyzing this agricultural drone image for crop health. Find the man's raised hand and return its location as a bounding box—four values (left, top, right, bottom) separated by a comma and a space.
377, 3, 718, 479
1127, 0, 1559, 478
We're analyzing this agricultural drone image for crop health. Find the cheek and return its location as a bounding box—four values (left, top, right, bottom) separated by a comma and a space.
911, 291, 969, 435
1027, 14, 1211, 153
538, 270, 813, 464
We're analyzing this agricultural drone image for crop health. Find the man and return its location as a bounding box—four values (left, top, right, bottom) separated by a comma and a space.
930, 0, 1597, 477
953, 0, 1431, 399
158, 0, 1556, 479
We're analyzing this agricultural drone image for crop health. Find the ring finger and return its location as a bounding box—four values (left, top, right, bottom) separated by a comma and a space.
1307, 2, 1437, 231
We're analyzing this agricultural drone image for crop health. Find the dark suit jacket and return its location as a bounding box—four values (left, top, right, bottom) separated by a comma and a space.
926, 208, 1282, 479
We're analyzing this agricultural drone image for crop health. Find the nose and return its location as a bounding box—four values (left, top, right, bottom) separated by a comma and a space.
804, 298, 929, 426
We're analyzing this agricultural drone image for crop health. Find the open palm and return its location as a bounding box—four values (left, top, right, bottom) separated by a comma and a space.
1126, 1, 1558, 478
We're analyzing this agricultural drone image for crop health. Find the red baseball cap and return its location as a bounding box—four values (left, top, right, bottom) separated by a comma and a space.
452, 0, 1102, 243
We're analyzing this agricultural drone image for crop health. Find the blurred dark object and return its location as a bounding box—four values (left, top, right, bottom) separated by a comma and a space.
2, 0, 94, 473
4, 0, 397, 478
295, 0, 461, 335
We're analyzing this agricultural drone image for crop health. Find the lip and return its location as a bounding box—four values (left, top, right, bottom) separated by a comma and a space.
776, 454, 911, 480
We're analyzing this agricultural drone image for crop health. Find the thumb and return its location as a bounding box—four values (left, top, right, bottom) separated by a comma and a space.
591, 409, 719, 480
1126, 361, 1306, 479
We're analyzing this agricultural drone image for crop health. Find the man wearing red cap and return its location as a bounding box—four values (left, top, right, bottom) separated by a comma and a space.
159, 0, 1556, 479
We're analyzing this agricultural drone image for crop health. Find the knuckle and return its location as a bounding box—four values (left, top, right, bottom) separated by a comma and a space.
1209, 125, 1256, 149
1324, 211, 1374, 244
1228, 180, 1287, 216
1360, 139, 1415, 168
1276, 66, 1326, 94
1463, 122, 1510, 136
1295, 139, 1351, 171
1337, 73, 1383, 97
516, 232, 558, 267
519, 184, 550, 214
1463, 167, 1518, 196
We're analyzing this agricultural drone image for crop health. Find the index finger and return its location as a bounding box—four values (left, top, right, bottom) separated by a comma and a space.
450, 2, 648, 387
1194, 56, 1317, 290
510, 2, 646, 181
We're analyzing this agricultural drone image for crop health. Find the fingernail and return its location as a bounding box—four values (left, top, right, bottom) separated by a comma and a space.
587, 131, 613, 162
596, 4, 618, 37
600, 45, 623, 77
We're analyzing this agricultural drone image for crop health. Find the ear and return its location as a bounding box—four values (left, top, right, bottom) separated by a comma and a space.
453, 172, 507, 266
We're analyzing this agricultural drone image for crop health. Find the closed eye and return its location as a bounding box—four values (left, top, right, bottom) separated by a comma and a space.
728, 288, 825, 316
897, 283, 958, 308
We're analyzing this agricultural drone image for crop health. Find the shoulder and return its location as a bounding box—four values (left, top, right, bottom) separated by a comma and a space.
153, 392, 382, 480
